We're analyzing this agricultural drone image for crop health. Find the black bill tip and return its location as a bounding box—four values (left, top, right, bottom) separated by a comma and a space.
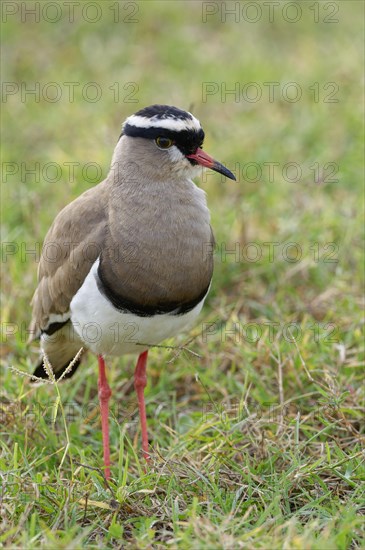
212, 161, 236, 181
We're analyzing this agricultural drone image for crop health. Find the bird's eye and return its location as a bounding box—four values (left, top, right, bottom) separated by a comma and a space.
155, 137, 174, 149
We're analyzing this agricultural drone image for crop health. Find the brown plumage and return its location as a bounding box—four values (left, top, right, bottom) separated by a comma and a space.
28, 104, 235, 478
29, 183, 108, 338
29, 131, 214, 374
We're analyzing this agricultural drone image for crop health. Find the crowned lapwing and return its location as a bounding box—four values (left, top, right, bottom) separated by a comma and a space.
29, 104, 236, 479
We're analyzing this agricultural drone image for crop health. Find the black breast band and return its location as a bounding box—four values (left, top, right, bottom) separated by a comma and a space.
96, 266, 210, 318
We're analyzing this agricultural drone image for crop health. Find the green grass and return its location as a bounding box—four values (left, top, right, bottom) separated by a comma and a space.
1, 1, 364, 548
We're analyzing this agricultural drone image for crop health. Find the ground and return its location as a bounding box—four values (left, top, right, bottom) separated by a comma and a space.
1, 1, 364, 549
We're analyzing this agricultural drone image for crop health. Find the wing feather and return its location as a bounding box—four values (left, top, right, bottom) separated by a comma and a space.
28, 182, 108, 341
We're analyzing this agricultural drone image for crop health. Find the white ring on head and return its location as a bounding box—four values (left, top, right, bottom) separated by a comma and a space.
124, 113, 201, 132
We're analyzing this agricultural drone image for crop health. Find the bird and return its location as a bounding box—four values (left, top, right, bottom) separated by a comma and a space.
28, 104, 236, 479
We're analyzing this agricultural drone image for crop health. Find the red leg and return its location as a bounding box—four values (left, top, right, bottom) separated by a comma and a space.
134, 351, 150, 461
97, 355, 112, 479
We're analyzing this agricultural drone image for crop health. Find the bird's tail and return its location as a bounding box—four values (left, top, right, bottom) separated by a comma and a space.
32, 321, 84, 381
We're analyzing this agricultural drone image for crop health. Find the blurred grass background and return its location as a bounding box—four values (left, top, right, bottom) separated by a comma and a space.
1, 1, 364, 548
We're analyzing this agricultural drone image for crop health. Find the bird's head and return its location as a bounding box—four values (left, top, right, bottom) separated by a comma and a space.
116, 104, 236, 182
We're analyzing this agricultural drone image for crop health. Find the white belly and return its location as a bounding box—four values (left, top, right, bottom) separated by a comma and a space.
70, 259, 206, 356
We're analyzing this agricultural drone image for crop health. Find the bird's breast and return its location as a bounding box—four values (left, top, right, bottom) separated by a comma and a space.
103, 183, 214, 312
